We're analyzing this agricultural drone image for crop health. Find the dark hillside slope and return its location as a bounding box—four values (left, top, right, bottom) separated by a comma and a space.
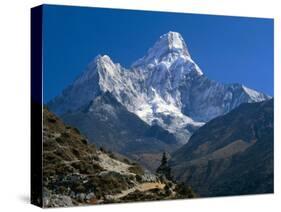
169, 99, 273, 196
62, 92, 180, 171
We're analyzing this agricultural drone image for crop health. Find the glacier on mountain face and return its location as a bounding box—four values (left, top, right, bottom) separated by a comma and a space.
48, 31, 270, 144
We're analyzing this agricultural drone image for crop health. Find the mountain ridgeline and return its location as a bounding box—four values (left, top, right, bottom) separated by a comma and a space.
47, 31, 270, 171
62, 92, 180, 171
169, 99, 273, 197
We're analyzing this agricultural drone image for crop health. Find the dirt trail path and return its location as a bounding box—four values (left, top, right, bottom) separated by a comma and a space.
105, 182, 165, 200
137, 182, 165, 191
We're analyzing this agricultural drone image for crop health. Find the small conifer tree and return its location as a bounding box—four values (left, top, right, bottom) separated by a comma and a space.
161, 152, 168, 166
157, 152, 171, 180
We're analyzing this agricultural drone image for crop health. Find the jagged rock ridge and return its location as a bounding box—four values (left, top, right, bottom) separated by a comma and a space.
48, 31, 270, 143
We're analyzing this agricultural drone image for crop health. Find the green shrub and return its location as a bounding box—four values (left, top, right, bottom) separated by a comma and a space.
55, 137, 64, 143
175, 183, 196, 198
47, 117, 56, 123
61, 132, 70, 138
80, 138, 88, 145
128, 165, 144, 175
73, 127, 81, 134
135, 174, 142, 183
108, 151, 117, 159
71, 148, 80, 157
122, 158, 130, 164
74, 184, 86, 193
99, 147, 106, 153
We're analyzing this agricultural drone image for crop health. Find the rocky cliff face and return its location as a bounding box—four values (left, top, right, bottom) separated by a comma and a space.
169, 99, 273, 197
48, 31, 270, 143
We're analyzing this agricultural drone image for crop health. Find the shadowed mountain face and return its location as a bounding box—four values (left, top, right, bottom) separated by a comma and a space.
169, 99, 273, 197
62, 92, 181, 171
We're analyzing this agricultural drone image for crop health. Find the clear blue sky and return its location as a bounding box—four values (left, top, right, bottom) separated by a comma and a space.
43, 4, 273, 102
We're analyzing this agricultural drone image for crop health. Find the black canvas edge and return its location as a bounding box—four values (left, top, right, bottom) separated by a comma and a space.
31, 5, 43, 208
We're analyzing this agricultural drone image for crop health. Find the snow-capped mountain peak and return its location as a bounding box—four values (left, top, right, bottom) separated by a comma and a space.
156, 31, 190, 56
96, 55, 119, 76
96, 54, 113, 64
167, 31, 189, 52
132, 31, 191, 68
72, 55, 115, 85
48, 31, 270, 144
242, 85, 270, 102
